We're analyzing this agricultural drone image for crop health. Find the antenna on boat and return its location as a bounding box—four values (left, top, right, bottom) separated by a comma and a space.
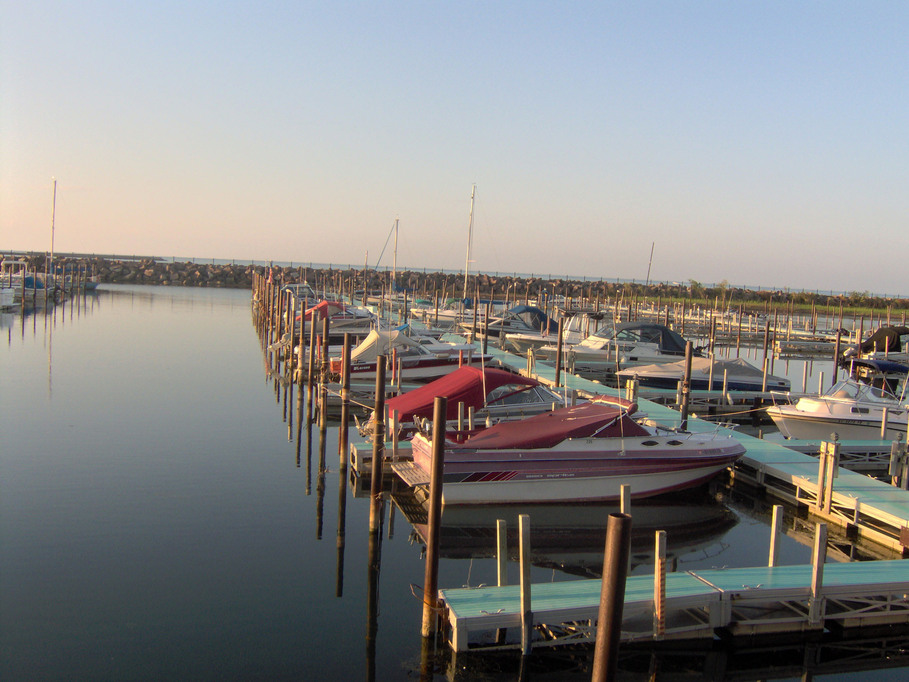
645, 241, 654, 286
463, 184, 476, 301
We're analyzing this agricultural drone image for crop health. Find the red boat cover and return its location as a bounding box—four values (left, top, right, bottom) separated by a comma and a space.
455, 401, 648, 450
302, 300, 346, 321
385, 366, 540, 422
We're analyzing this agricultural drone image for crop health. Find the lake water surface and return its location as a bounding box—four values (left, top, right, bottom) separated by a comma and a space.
2, 286, 906, 680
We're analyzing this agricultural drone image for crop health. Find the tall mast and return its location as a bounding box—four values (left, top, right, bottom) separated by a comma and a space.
392, 217, 398, 293
463, 184, 476, 301
50, 177, 57, 281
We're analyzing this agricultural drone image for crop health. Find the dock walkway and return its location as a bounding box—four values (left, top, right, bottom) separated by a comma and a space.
439, 559, 909, 651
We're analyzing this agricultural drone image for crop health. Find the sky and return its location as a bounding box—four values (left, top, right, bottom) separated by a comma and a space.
2, 2, 908, 295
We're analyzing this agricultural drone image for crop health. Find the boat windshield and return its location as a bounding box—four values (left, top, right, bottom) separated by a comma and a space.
825, 380, 899, 402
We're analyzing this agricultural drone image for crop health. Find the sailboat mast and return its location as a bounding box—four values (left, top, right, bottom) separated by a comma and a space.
463, 184, 476, 301
392, 217, 398, 293
50, 177, 57, 283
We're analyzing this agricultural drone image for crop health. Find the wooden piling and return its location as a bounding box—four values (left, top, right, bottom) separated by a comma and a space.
519, 514, 532, 656
679, 341, 693, 430
369, 357, 387, 535
421, 396, 448, 638
768, 504, 783, 567
338, 333, 352, 468
591, 512, 632, 682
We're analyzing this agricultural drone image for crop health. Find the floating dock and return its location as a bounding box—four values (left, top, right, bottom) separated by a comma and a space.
439, 559, 909, 651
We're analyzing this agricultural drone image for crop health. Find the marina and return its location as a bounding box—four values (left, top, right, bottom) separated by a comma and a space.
4, 273, 909, 681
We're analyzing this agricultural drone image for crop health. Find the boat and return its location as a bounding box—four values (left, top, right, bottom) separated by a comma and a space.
405, 398, 745, 504
296, 299, 377, 341
616, 356, 790, 393
766, 358, 909, 440
504, 310, 601, 354
537, 320, 698, 377
843, 325, 909, 364
458, 304, 558, 340
362, 365, 567, 436
328, 328, 492, 382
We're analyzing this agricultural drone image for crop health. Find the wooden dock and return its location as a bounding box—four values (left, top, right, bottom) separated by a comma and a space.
439, 559, 909, 652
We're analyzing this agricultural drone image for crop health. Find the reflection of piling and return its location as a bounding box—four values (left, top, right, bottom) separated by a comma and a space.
316, 405, 327, 540
338, 333, 352, 468
336, 432, 349, 598
679, 341, 693, 430
369, 357, 387, 535
421, 396, 448, 639
365, 510, 383, 682
591, 513, 632, 682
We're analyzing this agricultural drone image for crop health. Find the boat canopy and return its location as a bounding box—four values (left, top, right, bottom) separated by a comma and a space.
302, 300, 346, 321
453, 401, 648, 450
619, 357, 785, 382
855, 326, 909, 355
384, 366, 540, 422
506, 305, 558, 334
350, 329, 427, 362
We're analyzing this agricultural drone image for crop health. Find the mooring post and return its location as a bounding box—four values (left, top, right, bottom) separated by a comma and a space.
591, 512, 632, 682
495, 518, 508, 646
822, 438, 839, 515
421, 396, 447, 639
653, 530, 667, 640
680, 341, 693, 430
808, 522, 828, 626
519, 513, 532, 656
369, 357, 387, 535
881, 407, 890, 440
832, 329, 842, 386
768, 504, 783, 567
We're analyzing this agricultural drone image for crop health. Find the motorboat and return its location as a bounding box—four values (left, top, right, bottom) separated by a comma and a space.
328, 328, 492, 382
537, 320, 698, 376
457, 304, 558, 340
766, 359, 909, 440
616, 356, 790, 393
296, 299, 377, 341
362, 365, 567, 436
404, 398, 745, 504
843, 326, 909, 364
504, 311, 602, 354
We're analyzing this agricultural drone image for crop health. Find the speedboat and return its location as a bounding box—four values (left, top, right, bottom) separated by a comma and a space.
766, 359, 909, 440
405, 398, 745, 504
537, 320, 698, 376
362, 365, 567, 436
843, 325, 909, 364
458, 304, 558, 340
504, 311, 601, 354
617, 356, 790, 392
328, 328, 492, 383
296, 299, 377, 342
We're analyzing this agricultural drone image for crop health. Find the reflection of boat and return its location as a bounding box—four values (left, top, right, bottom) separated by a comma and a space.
767, 372, 909, 441
328, 328, 492, 382
395, 490, 738, 578
363, 365, 567, 436
617, 356, 790, 392
537, 321, 697, 376
406, 399, 745, 504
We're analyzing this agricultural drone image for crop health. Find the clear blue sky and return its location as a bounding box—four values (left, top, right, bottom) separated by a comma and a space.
2, 2, 907, 294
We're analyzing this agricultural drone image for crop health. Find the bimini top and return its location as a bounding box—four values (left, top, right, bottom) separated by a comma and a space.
452, 400, 648, 450
384, 366, 540, 422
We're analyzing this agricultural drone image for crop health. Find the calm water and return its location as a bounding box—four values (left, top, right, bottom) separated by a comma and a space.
2, 286, 906, 681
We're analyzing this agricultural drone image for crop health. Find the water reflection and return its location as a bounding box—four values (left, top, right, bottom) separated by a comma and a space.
394, 490, 737, 579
